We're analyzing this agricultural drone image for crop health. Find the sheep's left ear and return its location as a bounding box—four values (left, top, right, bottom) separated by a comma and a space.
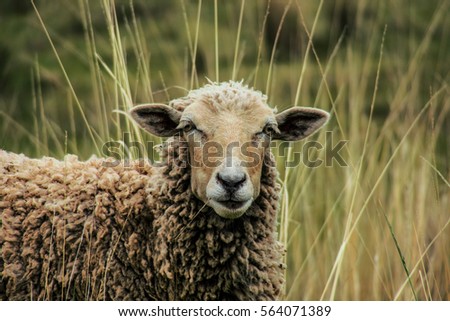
130, 104, 182, 137
273, 107, 330, 141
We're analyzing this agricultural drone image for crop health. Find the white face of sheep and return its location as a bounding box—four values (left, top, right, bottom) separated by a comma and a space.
130, 92, 329, 219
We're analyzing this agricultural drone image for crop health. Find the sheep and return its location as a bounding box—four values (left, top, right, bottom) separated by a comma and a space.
0, 80, 329, 300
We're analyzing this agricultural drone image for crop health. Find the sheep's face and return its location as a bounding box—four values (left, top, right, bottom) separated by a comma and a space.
131, 82, 329, 219
179, 101, 275, 219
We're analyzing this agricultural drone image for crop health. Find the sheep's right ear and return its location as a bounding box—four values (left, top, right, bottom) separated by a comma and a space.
130, 104, 182, 137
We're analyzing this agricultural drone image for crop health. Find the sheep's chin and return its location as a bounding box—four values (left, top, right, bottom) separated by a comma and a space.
209, 199, 253, 219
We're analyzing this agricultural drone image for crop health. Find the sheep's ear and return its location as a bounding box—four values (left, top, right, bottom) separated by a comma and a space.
273, 107, 330, 141
130, 104, 182, 137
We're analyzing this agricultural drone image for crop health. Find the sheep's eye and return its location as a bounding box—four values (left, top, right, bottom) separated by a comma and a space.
257, 124, 277, 139
264, 125, 276, 137
183, 122, 195, 133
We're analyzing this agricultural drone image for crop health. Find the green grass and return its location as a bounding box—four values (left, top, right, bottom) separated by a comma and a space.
0, 0, 449, 300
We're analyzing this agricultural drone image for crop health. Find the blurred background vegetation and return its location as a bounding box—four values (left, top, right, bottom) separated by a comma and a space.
0, 0, 448, 300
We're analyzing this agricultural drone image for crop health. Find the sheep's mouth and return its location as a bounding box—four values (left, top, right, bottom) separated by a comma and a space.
217, 200, 247, 210
209, 198, 253, 219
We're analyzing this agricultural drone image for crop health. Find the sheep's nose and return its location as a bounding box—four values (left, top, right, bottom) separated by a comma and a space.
217, 169, 246, 192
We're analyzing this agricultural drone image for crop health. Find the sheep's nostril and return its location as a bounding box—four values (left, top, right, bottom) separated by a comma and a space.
217, 171, 246, 191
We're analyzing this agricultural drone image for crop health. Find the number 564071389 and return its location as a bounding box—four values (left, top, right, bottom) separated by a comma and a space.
260, 305, 331, 317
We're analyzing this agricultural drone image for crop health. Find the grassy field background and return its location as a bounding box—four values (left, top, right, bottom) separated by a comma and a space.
0, 0, 448, 300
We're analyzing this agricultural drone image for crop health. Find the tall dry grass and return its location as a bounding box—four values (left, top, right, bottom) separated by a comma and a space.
1, 0, 448, 300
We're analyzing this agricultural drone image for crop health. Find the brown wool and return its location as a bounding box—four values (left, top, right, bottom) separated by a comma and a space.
0, 137, 284, 300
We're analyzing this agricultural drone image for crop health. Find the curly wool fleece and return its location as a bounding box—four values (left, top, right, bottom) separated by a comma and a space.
0, 136, 284, 300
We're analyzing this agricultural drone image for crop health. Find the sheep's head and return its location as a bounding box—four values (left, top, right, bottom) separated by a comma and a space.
131, 81, 329, 219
